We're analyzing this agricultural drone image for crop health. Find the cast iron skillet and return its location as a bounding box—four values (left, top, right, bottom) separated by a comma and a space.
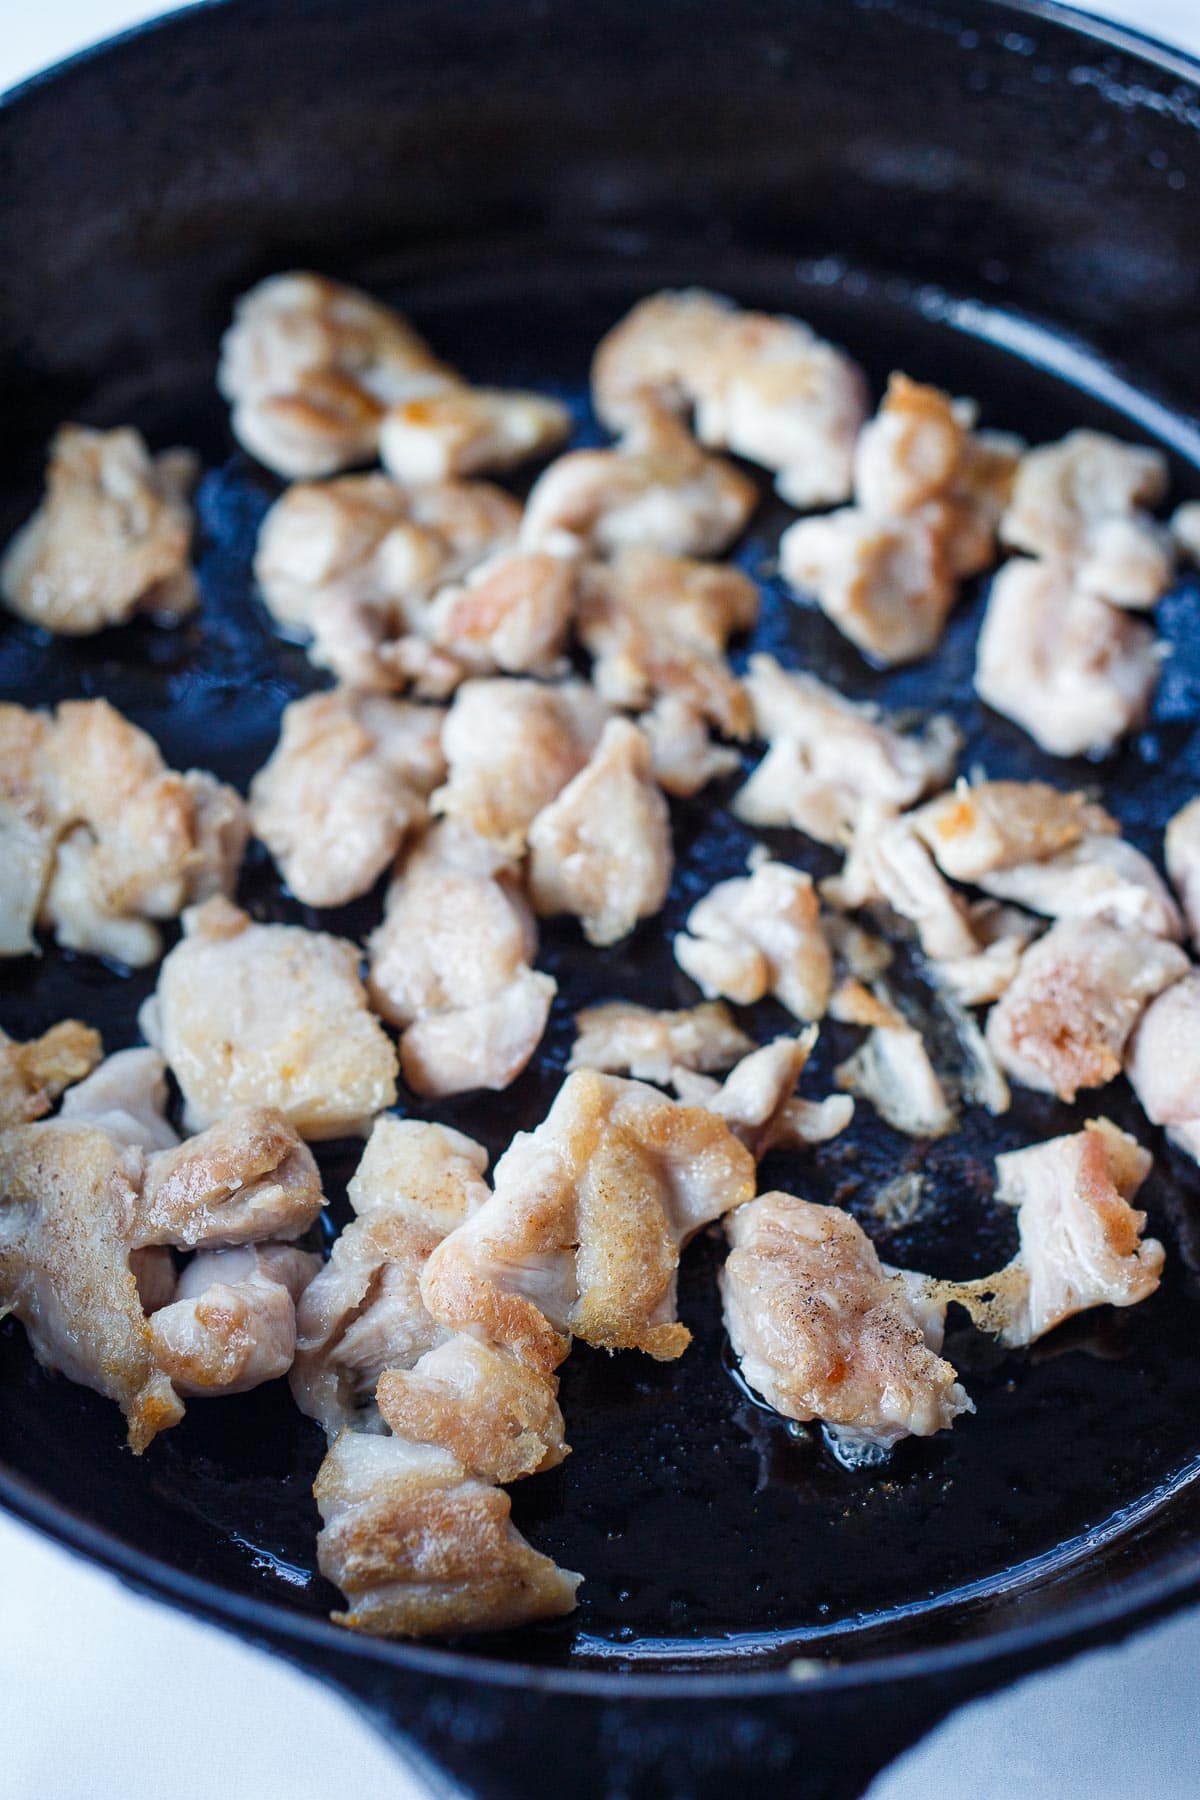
4, 1, 1200, 1793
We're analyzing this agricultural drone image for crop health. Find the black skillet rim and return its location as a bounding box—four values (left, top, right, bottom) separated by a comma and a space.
3, 0, 1200, 1702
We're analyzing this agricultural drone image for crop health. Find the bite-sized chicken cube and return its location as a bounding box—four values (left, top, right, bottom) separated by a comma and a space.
422, 548, 576, 681
0, 1021, 102, 1130
134, 1107, 324, 1249
721, 1192, 972, 1453
1000, 429, 1173, 607
976, 557, 1161, 758
291, 1118, 489, 1436
639, 694, 741, 796
675, 856, 833, 1022
1, 425, 197, 636
591, 289, 868, 507
977, 835, 1181, 939
422, 1070, 755, 1370
149, 1243, 321, 1397
779, 505, 957, 666
567, 999, 753, 1085
432, 676, 609, 854
218, 272, 460, 479
732, 655, 959, 847
140, 897, 398, 1138
825, 809, 980, 964
834, 1005, 957, 1139
671, 1030, 854, 1157
1165, 796, 1200, 950
380, 388, 571, 482
1126, 973, 1200, 1162
912, 778, 1116, 883
314, 1429, 580, 1637
377, 1335, 567, 1484
985, 918, 1188, 1101
248, 687, 445, 907
527, 718, 673, 947
520, 408, 758, 559
58, 1047, 179, 1153
576, 548, 756, 737
367, 821, 554, 1098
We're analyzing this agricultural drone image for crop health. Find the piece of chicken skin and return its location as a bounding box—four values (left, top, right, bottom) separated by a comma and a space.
671, 1031, 854, 1158
0, 1021, 102, 1130
249, 687, 445, 907
377, 1334, 567, 1484
290, 1117, 490, 1436
421, 1070, 755, 1371
567, 999, 753, 1085
150, 1243, 321, 1397
675, 856, 833, 1022
1, 425, 197, 636
140, 897, 398, 1138
135, 1107, 324, 1249
1126, 973, 1200, 1163
1165, 796, 1200, 951
527, 718, 673, 947
380, 388, 571, 483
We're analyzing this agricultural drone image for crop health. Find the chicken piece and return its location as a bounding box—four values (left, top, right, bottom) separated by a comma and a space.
366, 822, 554, 1098
591, 289, 867, 507
422, 548, 576, 680
732, 655, 959, 847
377, 1335, 567, 1484
722, 1193, 972, 1454
422, 1070, 756, 1370
1126, 973, 1200, 1161
134, 1107, 324, 1249
1172, 500, 1200, 564
0, 1021, 102, 1130
928, 902, 1040, 1008
0, 704, 59, 956
985, 918, 1188, 1101
0, 1121, 184, 1451
567, 1000, 753, 1085
218, 272, 459, 479
671, 1031, 854, 1157
149, 1243, 321, 1397
975, 557, 1161, 757
527, 718, 672, 947
1, 425, 197, 636
834, 1010, 956, 1139
432, 677, 610, 854
779, 505, 958, 667
912, 778, 1116, 883
313, 1429, 580, 1637
639, 694, 741, 796
825, 809, 980, 964
248, 687, 445, 907
576, 548, 756, 736
380, 388, 571, 482
675, 857, 833, 1022
291, 1118, 489, 1436
978, 836, 1181, 939
141, 897, 398, 1138
1001, 429, 1173, 607
57, 1047, 179, 1153
1165, 796, 1200, 950
520, 409, 757, 559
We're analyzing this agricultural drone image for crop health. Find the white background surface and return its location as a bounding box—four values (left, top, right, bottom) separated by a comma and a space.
4, 3, 1200, 1797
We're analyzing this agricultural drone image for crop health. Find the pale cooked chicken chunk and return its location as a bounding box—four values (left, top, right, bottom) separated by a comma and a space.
1172, 500, 1200, 565
422, 547, 576, 681
422, 1070, 755, 1369
1126, 973, 1200, 1162
975, 557, 1161, 757
141, 897, 398, 1137
377, 1335, 567, 1484
1165, 796, 1200, 950
0, 1021, 102, 1130
248, 687, 445, 907
833, 998, 957, 1140
58, 1047, 179, 1153
985, 918, 1188, 1101
0, 704, 60, 956
567, 1000, 753, 1085
779, 506, 956, 667
675, 856, 833, 1022
135, 1107, 324, 1249
1000, 429, 1173, 607
722, 1193, 972, 1453
527, 718, 673, 947
380, 388, 571, 482
639, 694, 741, 796
219, 272, 459, 478
672, 1031, 854, 1158
912, 778, 1116, 883
824, 809, 980, 964
978, 835, 1181, 939
150, 1243, 321, 1397
1, 425, 197, 636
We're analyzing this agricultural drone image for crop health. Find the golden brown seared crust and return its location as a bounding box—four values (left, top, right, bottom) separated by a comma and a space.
0, 1021, 103, 1129
912, 779, 1117, 883
135, 1107, 324, 1249
376, 1335, 567, 1483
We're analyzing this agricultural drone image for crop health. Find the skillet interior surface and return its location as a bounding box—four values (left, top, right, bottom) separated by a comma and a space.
3, 0, 1200, 1685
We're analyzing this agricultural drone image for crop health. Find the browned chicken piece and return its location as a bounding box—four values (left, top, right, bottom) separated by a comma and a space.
422, 1070, 755, 1370
253, 472, 522, 692
135, 1107, 324, 1249
149, 1243, 321, 1397
985, 918, 1188, 1101
567, 999, 753, 1085
639, 694, 741, 796
141, 897, 398, 1138
975, 558, 1161, 757
248, 687, 445, 907
520, 408, 758, 560
0, 1120, 184, 1451
1000, 429, 1173, 607
1165, 796, 1200, 950
527, 718, 673, 947
1172, 500, 1200, 565
1126, 973, 1200, 1163
912, 778, 1116, 883
576, 548, 757, 737
313, 1429, 580, 1637
380, 388, 571, 482
0, 1021, 102, 1130
291, 1117, 490, 1436
675, 856, 834, 1022
366, 822, 555, 1098
377, 1335, 567, 1484
422, 548, 576, 681
218, 272, 460, 479
834, 1003, 957, 1139
732, 655, 959, 847
432, 676, 609, 854
671, 1031, 854, 1157
779, 507, 956, 667
591, 289, 868, 507
721, 1192, 972, 1456
1, 425, 197, 636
